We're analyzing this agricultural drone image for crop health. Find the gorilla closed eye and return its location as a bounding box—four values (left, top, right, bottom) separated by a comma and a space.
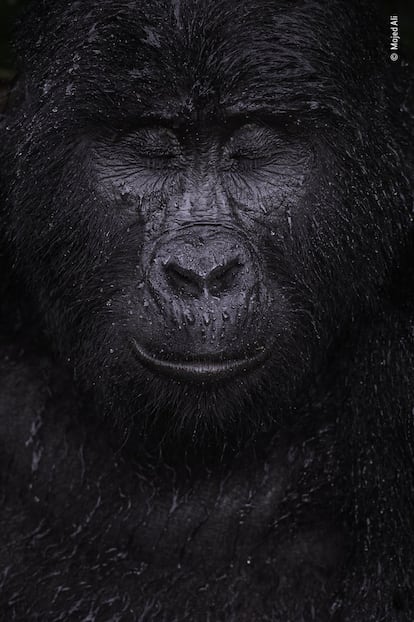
107, 126, 181, 160
99, 120, 302, 173
227, 123, 291, 161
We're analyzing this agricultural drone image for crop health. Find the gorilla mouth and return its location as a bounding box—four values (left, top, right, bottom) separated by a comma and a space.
131, 339, 270, 383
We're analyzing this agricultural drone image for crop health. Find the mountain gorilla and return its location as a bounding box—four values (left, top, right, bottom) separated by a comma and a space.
0, 0, 413, 620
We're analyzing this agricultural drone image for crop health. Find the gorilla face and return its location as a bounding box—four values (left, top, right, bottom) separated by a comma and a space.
3, 0, 405, 441
92, 120, 310, 380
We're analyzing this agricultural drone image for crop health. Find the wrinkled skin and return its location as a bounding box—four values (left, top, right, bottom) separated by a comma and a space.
0, 0, 413, 620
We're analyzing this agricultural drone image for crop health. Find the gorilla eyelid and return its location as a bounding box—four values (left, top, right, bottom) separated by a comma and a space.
111, 125, 181, 158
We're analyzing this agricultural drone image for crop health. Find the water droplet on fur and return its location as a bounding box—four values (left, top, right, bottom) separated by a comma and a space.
184, 309, 195, 325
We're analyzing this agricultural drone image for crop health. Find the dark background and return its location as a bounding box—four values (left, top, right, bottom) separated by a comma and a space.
0, 0, 413, 80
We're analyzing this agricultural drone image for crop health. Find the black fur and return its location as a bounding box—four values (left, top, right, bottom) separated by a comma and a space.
0, 1, 413, 620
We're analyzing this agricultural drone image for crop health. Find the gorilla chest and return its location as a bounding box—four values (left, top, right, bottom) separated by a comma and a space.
5, 429, 345, 620
0, 353, 345, 619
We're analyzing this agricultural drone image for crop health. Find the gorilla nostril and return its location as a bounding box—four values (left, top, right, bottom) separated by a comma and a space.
207, 258, 243, 295
164, 262, 204, 296
164, 256, 244, 298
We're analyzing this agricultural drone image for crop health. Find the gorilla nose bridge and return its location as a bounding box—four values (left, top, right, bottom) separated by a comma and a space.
172, 183, 233, 221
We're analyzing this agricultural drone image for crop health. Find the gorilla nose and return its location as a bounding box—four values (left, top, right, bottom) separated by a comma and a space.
148, 227, 259, 303
164, 255, 242, 298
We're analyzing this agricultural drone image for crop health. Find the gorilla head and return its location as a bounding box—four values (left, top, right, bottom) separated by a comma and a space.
1, 0, 411, 444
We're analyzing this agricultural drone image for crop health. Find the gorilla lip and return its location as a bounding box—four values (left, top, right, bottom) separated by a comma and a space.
131, 339, 269, 382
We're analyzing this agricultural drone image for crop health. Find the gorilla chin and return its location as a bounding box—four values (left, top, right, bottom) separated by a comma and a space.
102, 328, 284, 453
123, 331, 280, 450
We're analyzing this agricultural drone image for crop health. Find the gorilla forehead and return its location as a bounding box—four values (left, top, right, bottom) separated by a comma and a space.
26, 0, 379, 123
